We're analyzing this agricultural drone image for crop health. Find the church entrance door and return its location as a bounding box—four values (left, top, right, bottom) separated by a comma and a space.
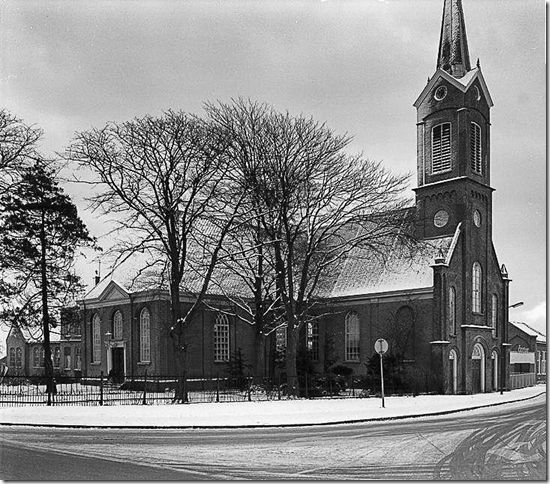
111, 348, 125, 384
471, 343, 485, 393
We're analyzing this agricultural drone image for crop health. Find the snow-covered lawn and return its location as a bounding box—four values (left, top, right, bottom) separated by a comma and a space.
0, 384, 544, 428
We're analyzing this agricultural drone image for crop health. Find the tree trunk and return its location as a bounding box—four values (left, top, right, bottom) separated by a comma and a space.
254, 332, 266, 378
169, 277, 188, 403
285, 326, 298, 396
40, 211, 56, 405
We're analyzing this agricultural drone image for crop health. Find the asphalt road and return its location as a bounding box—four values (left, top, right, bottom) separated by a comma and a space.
0, 394, 545, 480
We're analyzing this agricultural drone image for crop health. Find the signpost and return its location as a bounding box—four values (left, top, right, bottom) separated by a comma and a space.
374, 338, 388, 408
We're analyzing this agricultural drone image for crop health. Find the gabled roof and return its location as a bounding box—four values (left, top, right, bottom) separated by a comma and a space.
510, 321, 546, 344
413, 67, 493, 108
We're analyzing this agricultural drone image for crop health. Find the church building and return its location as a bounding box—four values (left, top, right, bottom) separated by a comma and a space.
9, 0, 513, 395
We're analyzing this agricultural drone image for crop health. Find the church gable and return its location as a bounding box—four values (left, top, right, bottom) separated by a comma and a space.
98, 281, 129, 302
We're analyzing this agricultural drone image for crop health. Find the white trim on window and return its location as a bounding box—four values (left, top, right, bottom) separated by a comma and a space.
432, 122, 452, 173
472, 262, 482, 313
491, 294, 497, 336
448, 286, 456, 334
307, 322, 320, 361
213, 313, 230, 362
470, 122, 482, 174
92, 314, 101, 363
113, 310, 123, 339
345, 312, 360, 362
139, 308, 151, 363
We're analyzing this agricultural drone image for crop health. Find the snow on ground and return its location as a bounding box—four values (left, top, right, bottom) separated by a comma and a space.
0, 385, 544, 428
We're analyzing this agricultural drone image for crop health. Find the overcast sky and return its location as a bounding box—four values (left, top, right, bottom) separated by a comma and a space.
0, 0, 545, 336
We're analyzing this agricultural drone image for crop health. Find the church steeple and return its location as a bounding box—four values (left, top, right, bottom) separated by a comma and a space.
437, 0, 471, 78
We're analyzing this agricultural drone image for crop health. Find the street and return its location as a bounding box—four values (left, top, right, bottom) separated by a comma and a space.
0, 394, 545, 480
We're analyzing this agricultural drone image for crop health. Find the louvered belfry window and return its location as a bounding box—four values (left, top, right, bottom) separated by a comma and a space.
470, 122, 482, 174
432, 123, 452, 173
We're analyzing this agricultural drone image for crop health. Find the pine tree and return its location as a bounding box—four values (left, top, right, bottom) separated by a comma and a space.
0, 162, 94, 404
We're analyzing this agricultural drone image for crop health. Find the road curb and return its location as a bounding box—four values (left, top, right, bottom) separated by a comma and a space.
0, 390, 544, 430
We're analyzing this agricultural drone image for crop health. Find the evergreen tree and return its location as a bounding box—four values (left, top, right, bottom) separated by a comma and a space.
0, 162, 94, 404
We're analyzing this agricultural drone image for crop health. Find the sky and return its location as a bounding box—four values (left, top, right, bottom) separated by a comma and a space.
0, 0, 546, 337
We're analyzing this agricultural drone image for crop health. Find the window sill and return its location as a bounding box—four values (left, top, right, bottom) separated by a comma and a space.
91, 362, 101, 366
214, 360, 229, 364
137, 361, 150, 366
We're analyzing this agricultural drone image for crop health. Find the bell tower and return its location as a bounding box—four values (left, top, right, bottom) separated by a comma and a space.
413, 0, 494, 240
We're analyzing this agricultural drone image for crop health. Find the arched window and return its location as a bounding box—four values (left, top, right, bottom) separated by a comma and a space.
92, 314, 101, 363
472, 262, 482, 313
9, 348, 15, 368
214, 313, 230, 362
33, 347, 41, 367
15, 348, 22, 369
491, 294, 497, 337
472, 342, 486, 392
345, 312, 360, 362
432, 123, 452, 173
470, 122, 482, 174
448, 287, 456, 333
53, 347, 60, 368
113, 310, 123, 339
139, 308, 151, 363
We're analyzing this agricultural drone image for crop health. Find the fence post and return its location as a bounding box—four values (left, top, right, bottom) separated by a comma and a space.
142, 369, 147, 405
329, 377, 333, 397
305, 373, 309, 399
99, 371, 104, 406
216, 374, 220, 403
247, 377, 252, 402
277, 374, 281, 400
351, 376, 355, 397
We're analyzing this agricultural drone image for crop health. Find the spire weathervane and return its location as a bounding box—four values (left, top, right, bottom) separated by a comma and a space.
437, 0, 471, 78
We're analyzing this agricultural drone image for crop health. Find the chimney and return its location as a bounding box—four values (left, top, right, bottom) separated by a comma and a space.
94, 270, 100, 286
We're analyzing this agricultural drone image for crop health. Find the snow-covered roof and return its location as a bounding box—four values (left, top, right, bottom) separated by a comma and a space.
413, 67, 493, 108
82, 218, 460, 304
510, 321, 546, 344
325, 234, 453, 299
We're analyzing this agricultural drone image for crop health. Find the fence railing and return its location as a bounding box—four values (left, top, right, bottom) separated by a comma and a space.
0, 371, 417, 407
509, 372, 536, 390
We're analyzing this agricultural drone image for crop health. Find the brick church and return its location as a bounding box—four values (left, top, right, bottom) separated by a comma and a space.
7, 0, 513, 394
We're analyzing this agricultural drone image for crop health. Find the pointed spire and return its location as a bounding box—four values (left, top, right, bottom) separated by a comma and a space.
437, 0, 471, 78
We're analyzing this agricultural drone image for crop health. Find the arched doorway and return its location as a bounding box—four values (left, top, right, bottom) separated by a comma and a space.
491, 350, 499, 392
471, 343, 486, 393
449, 349, 458, 394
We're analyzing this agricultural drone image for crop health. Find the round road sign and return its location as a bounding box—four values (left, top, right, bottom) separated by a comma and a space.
374, 338, 388, 355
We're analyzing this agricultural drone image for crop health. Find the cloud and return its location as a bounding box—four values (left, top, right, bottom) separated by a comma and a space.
514, 301, 546, 336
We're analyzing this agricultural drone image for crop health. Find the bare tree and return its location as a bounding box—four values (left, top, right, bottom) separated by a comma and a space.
0, 109, 42, 192
66, 111, 244, 401
205, 99, 414, 387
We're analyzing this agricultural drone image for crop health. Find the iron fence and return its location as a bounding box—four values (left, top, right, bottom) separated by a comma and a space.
0, 372, 408, 406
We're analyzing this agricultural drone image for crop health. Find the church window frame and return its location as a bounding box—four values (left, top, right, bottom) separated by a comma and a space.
53, 347, 60, 368
431, 122, 452, 174
15, 348, 22, 369
112, 310, 123, 340
9, 348, 16, 368
33, 347, 41, 368
139, 308, 151, 364
307, 322, 320, 361
213, 313, 230, 363
448, 286, 456, 334
491, 294, 498, 337
470, 122, 482, 175
92, 313, 101, 363
344, 312, 360, 362
472, 262, 482, 314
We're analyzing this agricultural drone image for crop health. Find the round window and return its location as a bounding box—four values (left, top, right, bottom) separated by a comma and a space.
433, 210, 449, 228
473, 209, 482, 227
434, 85, 448, 101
